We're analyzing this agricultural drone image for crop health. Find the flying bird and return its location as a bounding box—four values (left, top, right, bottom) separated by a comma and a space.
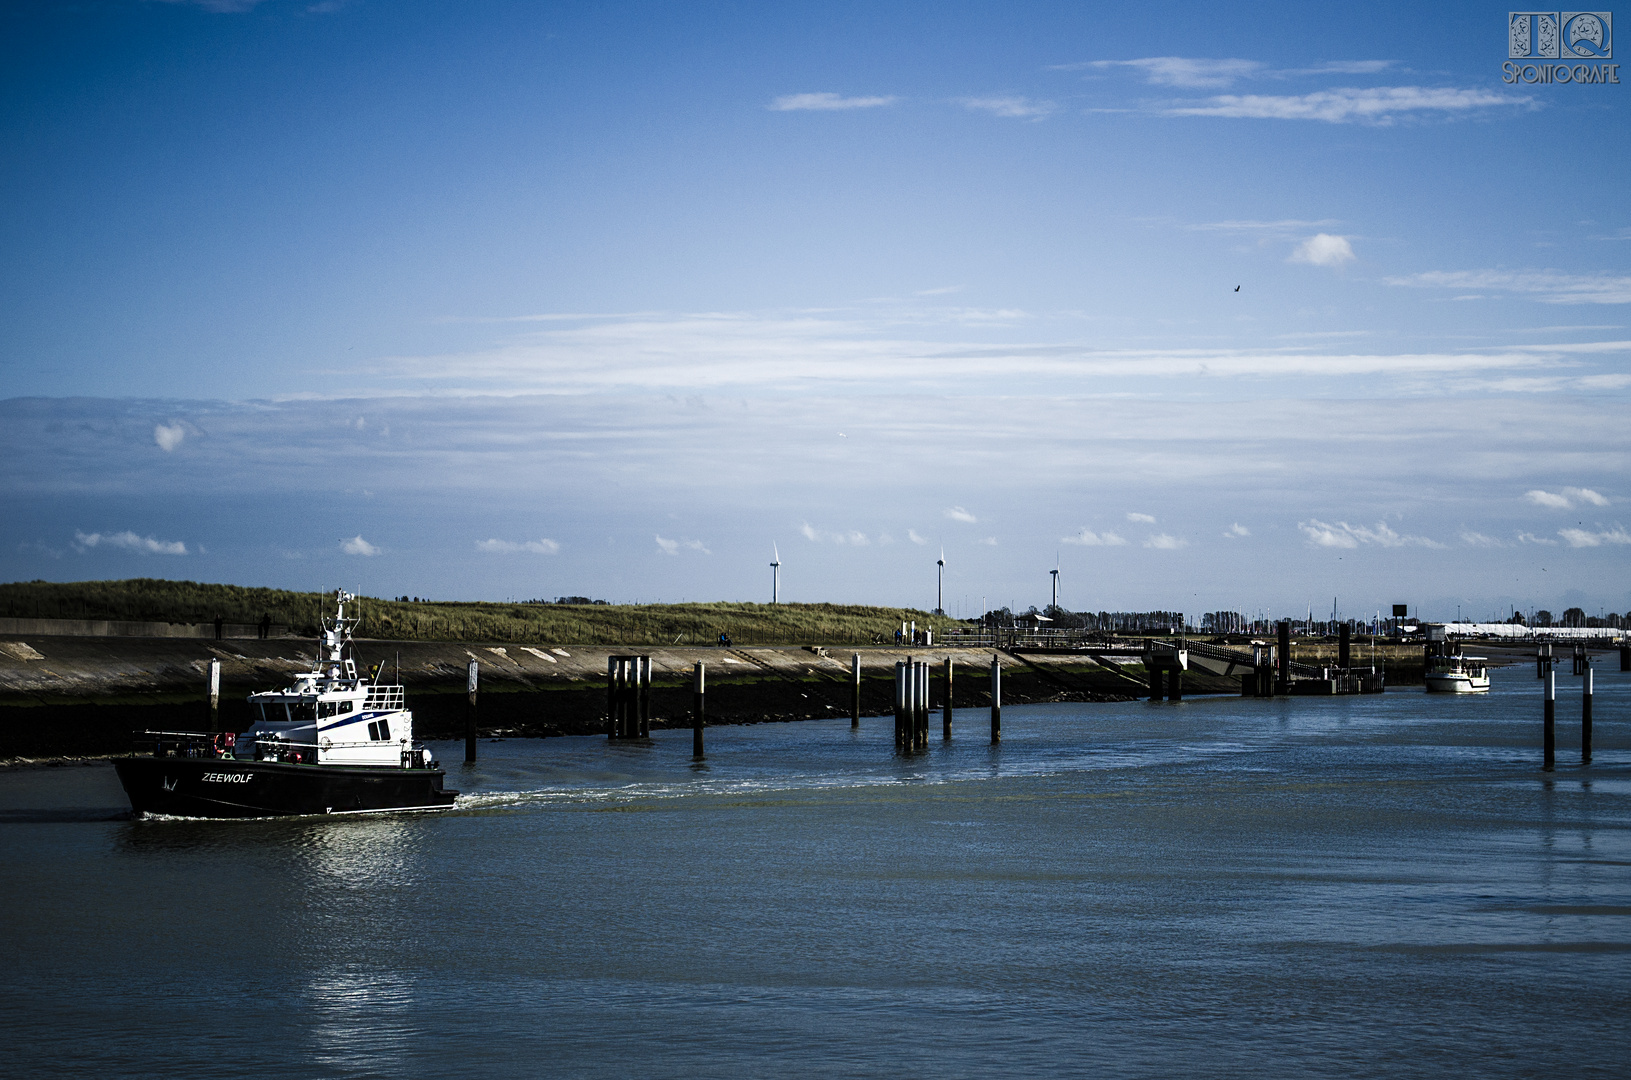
1234, 285, 1240, 292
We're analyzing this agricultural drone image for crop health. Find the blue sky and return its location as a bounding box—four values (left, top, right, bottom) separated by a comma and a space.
2, 0, 1628, 622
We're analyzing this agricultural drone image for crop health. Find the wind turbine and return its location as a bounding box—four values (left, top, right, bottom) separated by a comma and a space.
1049, 556, 1060, 614
770, 543, 780, 604
936, 548, 945, 615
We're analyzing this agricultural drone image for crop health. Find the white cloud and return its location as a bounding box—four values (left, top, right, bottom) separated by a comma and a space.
1387, 269, 1631, 305
1188, 218, 1341, 233
1062, 528, 1128, 546
1558, 526, 1631, 548
1224, 523, 1251, 538
655, 535, 679, 555
908, 529, 928, 545
1298, 519, 1443, 549
1526, 488, 1573, 508
1125, 511, 1157, 524
944, 506, 978, 523
977, 536, 998, 546
957, 95, 1055, 119
1517, 532, 1558, 546
1289, 233, 1355, 267
1527, 486, 1610, 509
1089, 57, 1264, 88
801, 523, 870, 546
653, 535, 710, 555
1166, 86, 1529, 124
1144, 533, 1187, 549
154, 424, 185, 452
340, 535, 379, 556
1459, 530, 1504, 547
474, 538, 561, 554
73, 530, 187, 555
770, 92, 897, 111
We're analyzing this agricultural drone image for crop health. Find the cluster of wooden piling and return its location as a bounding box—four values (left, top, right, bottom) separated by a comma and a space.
1542, 659, 1595, 771
894, 659, 931, 749
607, 655, 652, 740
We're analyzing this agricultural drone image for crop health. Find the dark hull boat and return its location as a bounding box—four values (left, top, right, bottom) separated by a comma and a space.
113, 590, 459, 819
114, 754, 456, 818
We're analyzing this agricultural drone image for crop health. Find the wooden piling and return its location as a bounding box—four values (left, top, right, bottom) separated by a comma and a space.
943, 657, 954, 740
1167, 667, 1182, 703
900, 665, 913, 750
638, 656, 651, 738
1620, 644, 1630, 672
990, 657, 1001, 743
1148, 665, 1163, 701
851, 652, 861, 728
918, 661, 929, 748
1582, 667, 1593, 765
1277, 621, 1291, 693
207, 659, 220, 733
1543, 671, 1555, 772
693, 661, 705, 758
606, 656, 617, 738
465, 659, 479, 763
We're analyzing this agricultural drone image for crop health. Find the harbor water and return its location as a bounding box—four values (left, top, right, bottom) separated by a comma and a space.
2, 666, 1628, 1078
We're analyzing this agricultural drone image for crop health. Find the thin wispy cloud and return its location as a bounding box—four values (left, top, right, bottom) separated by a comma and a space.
1126, 512, 1156, 523
1298, 520, 1443, 549
1558, 525, 1631, 547
1388, 270, 1631, 305
1166, 86, 1529, 125
1062, 528, 1127, 546
1085, 57, 1264, 88
340, 535, 380, 556
1526, 486, 1609, 509
1289, 233, 1355, 267
1144, 533, 1186, 549
907, 529, 928, 545
944, 506, 978, 523
1224, 523, 1251, 538
1188, 218, 1342, 233
73, 530, 188, 555
1518, 532, 1559, 545
800, 523, 870, 546
1459, 530, 1504, 547
475, 538, 561, 554
770, 92, 897, 111
957, 95, 1055, 119
654, 535, 710, 555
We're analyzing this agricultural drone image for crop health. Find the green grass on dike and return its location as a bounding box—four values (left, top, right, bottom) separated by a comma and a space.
0, 578, 958, 646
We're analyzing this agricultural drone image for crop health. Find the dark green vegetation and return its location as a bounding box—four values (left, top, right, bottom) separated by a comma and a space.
0, 578, 955, 646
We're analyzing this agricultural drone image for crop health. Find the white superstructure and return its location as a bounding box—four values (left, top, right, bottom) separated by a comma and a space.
1424, 654, 1491, 694
234, 590, 427, 767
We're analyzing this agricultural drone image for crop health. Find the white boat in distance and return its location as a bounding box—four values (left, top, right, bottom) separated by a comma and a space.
1424, 653, 1491, 694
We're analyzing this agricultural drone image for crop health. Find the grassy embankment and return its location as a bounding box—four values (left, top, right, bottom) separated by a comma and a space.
0, 578, 956, 646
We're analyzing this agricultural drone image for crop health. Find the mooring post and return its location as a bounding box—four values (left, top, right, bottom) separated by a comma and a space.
851, 652, 861, 728
1620, 644, 1630, 672
692, 661, 705, 758
638, 656, 651, 738
893, 661, 905, 748
990, 656, 1001, 743
606, 656, 617, 739
465, 659, 479, 763
1543, 670, 1555, 772
1277, 621, 1292, 694
1168, 666, 1182, 703
1148, 665, 1163, 701
206, 659, 221, 733
918, 661, 930, 748
1582, 667, 1593, 765
943, 656, 954, 740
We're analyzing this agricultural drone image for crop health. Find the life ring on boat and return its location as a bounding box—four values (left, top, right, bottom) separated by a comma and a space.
214, 732, 235, 756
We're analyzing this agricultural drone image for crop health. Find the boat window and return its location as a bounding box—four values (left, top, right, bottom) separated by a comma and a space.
318, 701, 336, 719
338, 700, 353, 714
286, 701, 316, 725
367, 719, 392, 742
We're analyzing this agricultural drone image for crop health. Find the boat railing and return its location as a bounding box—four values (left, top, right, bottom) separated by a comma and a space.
139, 729, 234, 758
363, 684, 406, 711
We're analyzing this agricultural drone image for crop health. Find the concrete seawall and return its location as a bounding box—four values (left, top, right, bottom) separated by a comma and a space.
2, 633, 1244, 759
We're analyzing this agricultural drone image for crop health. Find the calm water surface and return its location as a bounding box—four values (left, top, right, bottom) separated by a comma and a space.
3, 667, 1628, 1078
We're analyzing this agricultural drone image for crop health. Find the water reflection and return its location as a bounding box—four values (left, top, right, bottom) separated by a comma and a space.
303, 965, 422, 1076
